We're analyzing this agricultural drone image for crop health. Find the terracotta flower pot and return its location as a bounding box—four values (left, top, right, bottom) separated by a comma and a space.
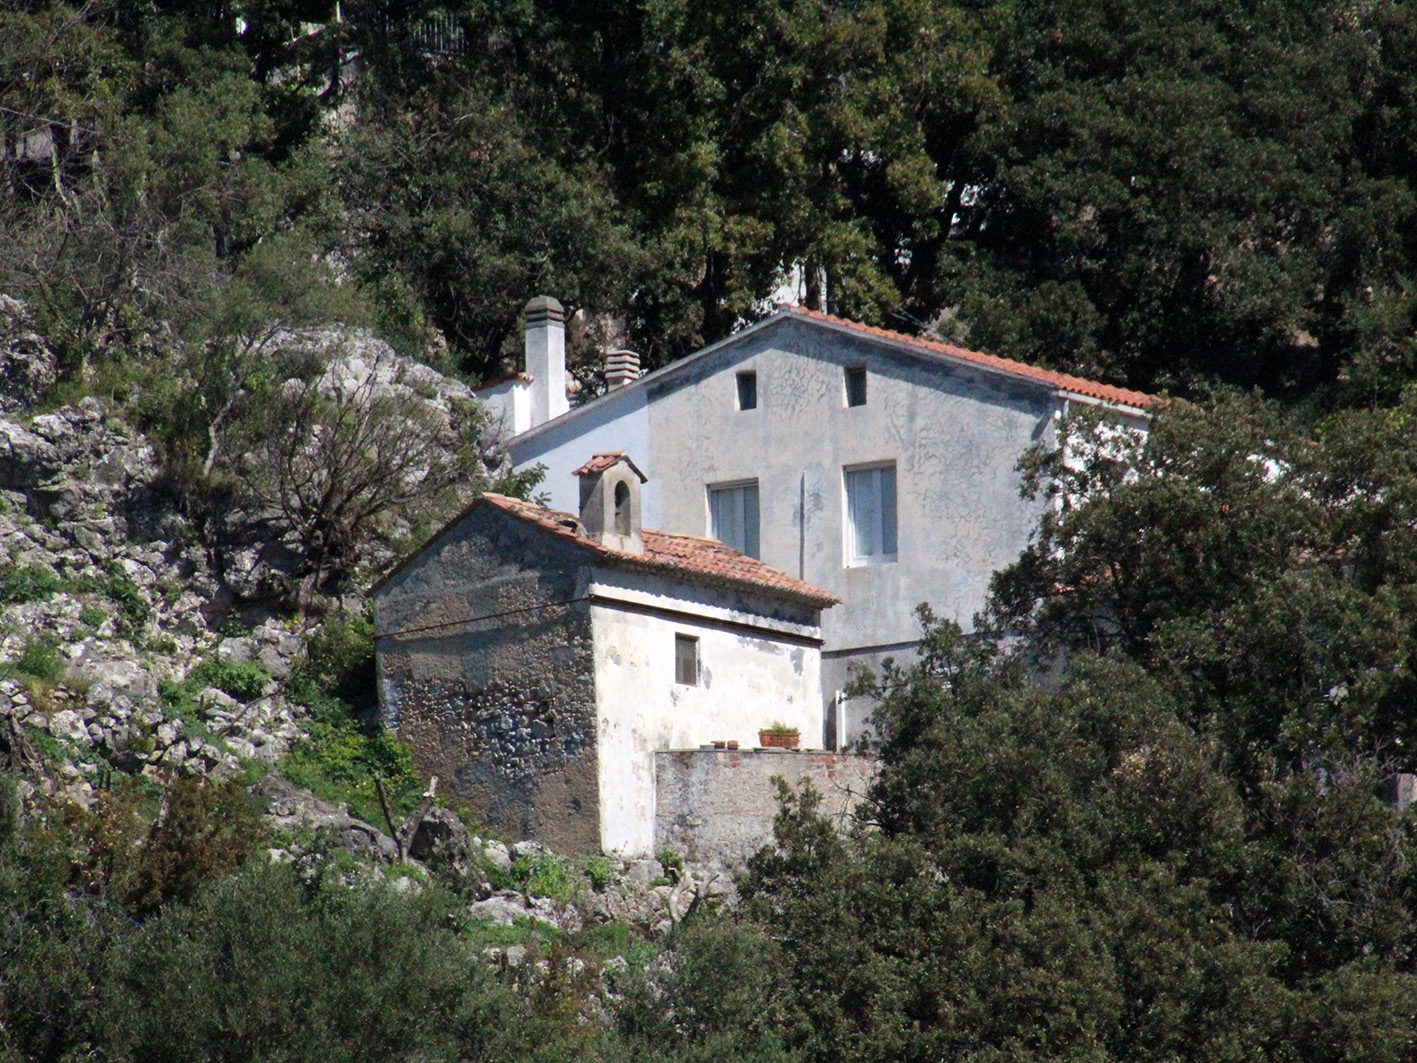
758, 729, 800, 749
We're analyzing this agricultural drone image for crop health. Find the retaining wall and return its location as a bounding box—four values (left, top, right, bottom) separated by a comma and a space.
654, 748, 876, 866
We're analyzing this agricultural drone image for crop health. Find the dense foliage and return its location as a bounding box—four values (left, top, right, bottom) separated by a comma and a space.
8, 3, 1417, 1061
737, 395, 1417, 1062
6, 1, 1417, 397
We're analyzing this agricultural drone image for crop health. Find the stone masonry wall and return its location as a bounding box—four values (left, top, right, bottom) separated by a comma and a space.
654, 748, 876, 866
375, 507, 601, 853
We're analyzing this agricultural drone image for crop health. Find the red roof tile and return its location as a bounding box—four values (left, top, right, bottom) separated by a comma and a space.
481, 493, 838, 609
572, 452, 646, 481
783, 306, 1158, 409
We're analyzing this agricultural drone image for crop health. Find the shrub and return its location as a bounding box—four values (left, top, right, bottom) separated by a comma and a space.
656, 846, 684, 877
14, 638, 61, 682
126, 777, 265, 913
186, 657, 270, 701
583, 854, 617, 891
0, 564, 61, 605
509, 852, 577, 902
286, 611, 376, 713
79, 604, 107, 628
102, 573, 150, 636
100, 863, 532, 1063
279, 610, 421, 824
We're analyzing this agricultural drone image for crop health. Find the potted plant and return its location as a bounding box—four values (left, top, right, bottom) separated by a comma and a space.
758, 722, 801, 749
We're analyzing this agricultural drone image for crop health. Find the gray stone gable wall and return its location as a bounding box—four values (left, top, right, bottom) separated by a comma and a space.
374, 506, 600, 852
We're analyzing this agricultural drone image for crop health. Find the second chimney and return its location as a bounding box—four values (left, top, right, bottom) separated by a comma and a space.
605, 349, 641, 389
525, 296, 569, 427
575, 452, 647, 555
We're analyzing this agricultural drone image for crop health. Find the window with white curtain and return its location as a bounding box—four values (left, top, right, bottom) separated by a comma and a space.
709, 481, 760, 558
844, 463, 897, 564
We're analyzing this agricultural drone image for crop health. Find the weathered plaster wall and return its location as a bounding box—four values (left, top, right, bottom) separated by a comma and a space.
477, 378, 531, 438
642, 319, 1055, 653
588, 567, 824, 855
510, 316, 1057, 742
655, 748, 876, 865
373, 508, 601, 853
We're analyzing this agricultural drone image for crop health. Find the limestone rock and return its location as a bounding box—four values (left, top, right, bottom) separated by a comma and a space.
48, 710, 91, 745
0, 297, 57, 412
467, 891, 560, 929
481, 839, 513, 871
249, 774, 399, 863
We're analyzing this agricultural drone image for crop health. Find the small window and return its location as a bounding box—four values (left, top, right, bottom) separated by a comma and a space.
736, 371, 758, 411
709, 481, 760, 558
845, 463, 898, 563
613, 480, 631, 536
675, 634, 699, 686
845, 366, 867, 407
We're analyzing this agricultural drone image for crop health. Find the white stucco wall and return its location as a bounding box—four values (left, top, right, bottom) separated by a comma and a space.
510, 317, 1063, 742
477, 378, 532, 438
512, 387, 658, 523
585, 566, 823, 856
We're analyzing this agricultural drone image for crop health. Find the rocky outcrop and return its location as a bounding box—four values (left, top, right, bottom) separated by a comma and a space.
0, 297, 57, 413
251, 774, 400, 862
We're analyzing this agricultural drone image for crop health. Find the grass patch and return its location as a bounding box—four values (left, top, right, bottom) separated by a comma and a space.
102, 574, 150, 638
65, 567, 154, 641
278, 610, 422, 826
656, 846, 684, 877
22, 722, 63, 761
157, 677, 218, 745
14, 638, 61, 683
575, 919, 661, 969
583, 854, 617, 891
505, 851, 580, 903
458, 916, 549, 950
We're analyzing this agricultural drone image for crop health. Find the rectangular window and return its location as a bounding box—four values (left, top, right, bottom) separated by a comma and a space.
845, 463, 898, 564
736, 371, 758, 410
845, 366, 867, 407
709, 481, 760, 558
675, 634, 699, 686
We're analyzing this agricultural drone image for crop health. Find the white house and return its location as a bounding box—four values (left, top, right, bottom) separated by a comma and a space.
371, 453, 837, 856
480, 298, 1156, 746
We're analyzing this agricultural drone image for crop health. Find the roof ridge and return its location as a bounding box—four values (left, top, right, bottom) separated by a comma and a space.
782, 306, 1158, 409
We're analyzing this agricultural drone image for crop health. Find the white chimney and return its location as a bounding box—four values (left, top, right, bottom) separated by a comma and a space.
524, 295, 569, 426
605, 349, 641, 389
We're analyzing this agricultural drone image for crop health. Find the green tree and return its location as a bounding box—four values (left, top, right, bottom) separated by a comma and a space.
745, 634, 1417, 1062
736, 393, 1417, 1062
935, 0, 1417, 399
222, 342, 487, 603
336, 79, 639, 380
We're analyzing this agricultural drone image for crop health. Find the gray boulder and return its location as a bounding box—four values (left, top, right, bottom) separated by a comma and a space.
250, 774, 399, 862
0, 420, 61, 488
408, 805, 472, 864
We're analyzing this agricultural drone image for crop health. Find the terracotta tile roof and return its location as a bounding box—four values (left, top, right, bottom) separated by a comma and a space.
481, 493, 839, 609
784, 306, 1158, 409
573, 452, 646, 481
